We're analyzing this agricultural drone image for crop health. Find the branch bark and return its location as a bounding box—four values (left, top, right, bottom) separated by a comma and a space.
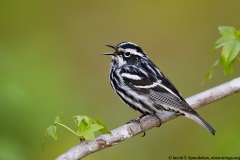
56, 77, 240, 160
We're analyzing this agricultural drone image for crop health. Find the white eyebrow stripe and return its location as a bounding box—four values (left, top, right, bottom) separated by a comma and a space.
119, 42, 137, 46
119, 48, 144, 57
121, 73, 142, 80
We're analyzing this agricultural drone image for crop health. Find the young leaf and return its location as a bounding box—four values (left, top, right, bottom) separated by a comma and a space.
206, 26, 240, 80
218, 26, 236, 39
213, 37, 225, 50
95, 118, 110, 134
43, 115, 109, 149
53, 114, 61, 124
74, 115, 84, 127
205, 59, 219, 79
74, 116, 91, 130
76, 124, 104, 140
42, 114, 61, 149
46, 125, 58, 140
46, 114, 61, 140
74, 116, 109, 140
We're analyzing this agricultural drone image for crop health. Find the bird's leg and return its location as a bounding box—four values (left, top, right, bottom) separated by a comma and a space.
127, 114, 162, 137
127, 114, 147, 137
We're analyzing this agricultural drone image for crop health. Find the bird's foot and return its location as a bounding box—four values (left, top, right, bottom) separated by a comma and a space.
154, 114, 162, 127
127, 115, 147, 137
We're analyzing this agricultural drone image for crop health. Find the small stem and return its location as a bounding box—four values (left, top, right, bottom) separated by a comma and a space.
57, 123, 79, 137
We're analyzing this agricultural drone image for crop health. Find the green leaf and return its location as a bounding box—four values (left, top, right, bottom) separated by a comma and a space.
43, 115, 109, 149
226, 41, 240, 66
74, 116, 92, 130
45, 115, 61, 140
95, 118, 109, 134
218, 26, 236, 39
213, 37, 225, 50
46, 125, 58, 140
76, 124, 104, 140
74, 116, 109, 141
206, 26, 240, 80
227, 59, 235, 74
220, 40, 240, 75
42, 114, 61, 150
53, 114, 61, 124
205, 59, 220, 79
74, 115, 84, 127
237, 30, 240, 37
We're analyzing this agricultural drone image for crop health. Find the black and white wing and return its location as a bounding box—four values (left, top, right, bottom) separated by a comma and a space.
120, 64, 192, 114
120, 62, 216, 135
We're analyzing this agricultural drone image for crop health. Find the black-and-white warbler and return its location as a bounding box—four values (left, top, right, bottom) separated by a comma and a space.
104, 42, 215, 135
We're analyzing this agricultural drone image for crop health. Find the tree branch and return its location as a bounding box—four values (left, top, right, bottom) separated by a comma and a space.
56, 77, 240, 160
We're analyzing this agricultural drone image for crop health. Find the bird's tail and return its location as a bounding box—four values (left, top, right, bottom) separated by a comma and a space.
187, 114, 216, 135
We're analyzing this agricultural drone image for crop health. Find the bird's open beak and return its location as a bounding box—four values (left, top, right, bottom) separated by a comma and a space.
103, 44, 117, 56
103, 52, 115, 56
105, 44, 116, 50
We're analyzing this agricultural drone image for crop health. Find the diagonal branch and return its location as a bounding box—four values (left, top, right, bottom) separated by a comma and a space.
56, 77, 240, 160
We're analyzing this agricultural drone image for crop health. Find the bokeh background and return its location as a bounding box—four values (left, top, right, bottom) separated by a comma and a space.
1, 1, 240, 160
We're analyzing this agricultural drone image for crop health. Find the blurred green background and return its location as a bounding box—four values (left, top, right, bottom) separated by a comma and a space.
1, 0, 240, 160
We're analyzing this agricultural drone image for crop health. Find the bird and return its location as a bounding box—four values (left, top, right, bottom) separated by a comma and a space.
103, 42, 216, 135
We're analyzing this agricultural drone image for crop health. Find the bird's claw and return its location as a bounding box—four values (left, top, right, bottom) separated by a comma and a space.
155, 114, 162, 127
127, 117, 146, 137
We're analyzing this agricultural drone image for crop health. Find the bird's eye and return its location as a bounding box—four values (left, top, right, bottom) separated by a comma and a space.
124, 52, 131, 57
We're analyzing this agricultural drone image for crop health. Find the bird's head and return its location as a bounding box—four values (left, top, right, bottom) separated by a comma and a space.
104, 42, 147, 66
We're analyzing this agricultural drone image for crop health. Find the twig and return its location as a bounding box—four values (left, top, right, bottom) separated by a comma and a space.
56, 77, 240, 160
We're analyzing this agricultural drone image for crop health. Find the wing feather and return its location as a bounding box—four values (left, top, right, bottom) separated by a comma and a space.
120, 64, 196, 114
